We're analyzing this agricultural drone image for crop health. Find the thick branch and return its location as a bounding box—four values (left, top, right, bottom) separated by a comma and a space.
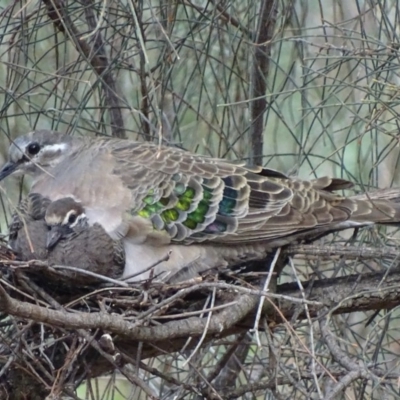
275, 269, 400, 322
0, 283, 257, 342
249, 0, 277, 164
285, 243, 400, 260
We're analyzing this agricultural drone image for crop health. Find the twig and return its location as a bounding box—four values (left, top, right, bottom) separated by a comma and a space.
324, 370, 365, 400
155, 300, 239, 319
87, 331, 158, 398
289, 257, 322, 398
319, 309, 367, 372
212, 335, 250, 394
319, 309, 373, 399
252, 247, 280, 346
0, 355, 14, 378
120, 251, 171, 282
205, 333, 247, 385
183, 288, 216, 367
49, 265, 129, 287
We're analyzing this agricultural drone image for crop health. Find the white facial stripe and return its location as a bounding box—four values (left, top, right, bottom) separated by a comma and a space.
63, 210, 76, 225
53, 194, 81, 203
62, 211, 86, 227
43, 143, 68, 153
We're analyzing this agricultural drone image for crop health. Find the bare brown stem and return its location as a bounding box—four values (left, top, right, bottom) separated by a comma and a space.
249, 0, 277, 165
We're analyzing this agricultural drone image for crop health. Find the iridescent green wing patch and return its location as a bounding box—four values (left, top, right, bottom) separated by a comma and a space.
135, 174, 246, 242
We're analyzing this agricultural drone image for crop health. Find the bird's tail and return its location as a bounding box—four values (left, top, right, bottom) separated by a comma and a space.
348, 190, 400, 225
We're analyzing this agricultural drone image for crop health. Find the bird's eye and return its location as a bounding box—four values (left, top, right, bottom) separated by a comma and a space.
68, 214, 77, 224
27, 142, 41, 156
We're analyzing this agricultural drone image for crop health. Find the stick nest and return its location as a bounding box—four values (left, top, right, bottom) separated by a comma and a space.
0, 240, 270, 397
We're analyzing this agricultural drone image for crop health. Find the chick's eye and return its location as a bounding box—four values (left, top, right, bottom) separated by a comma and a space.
68, 214, 77, 224
27, 142, 41, 156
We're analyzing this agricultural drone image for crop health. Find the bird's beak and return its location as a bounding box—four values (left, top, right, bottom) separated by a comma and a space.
46, 226, 63, 249
0, 161, 18, 181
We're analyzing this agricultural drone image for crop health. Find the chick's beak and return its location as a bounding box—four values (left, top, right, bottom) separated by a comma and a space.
0, 162, 18, 181
46, 226, 63, 249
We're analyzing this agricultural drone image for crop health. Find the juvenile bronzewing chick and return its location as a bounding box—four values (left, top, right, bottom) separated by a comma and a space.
9, 194, 125, 284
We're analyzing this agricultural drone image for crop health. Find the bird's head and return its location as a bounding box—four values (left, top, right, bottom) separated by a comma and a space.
0, 130, 76, 181
45, 197, 87, 249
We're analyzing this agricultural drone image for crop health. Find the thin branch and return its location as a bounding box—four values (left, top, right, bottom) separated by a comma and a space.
252, 247, 281, 346
319, 309, 372, 399
41, 0, 125, 138
324, 370, 365, 400
212, 335, 250, 393
275, 269, 400, 322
